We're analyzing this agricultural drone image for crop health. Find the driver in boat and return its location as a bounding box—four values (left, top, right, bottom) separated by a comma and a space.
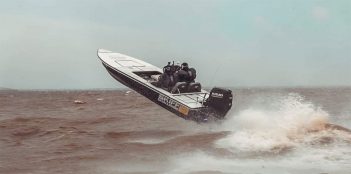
169, 62, 198, 93
153, 62, 176, 91
176, 63, 189, 82
154, 62, 197, 92
173, 61, 181, 71
175, 62, 196, 83
152, 62, 196, 93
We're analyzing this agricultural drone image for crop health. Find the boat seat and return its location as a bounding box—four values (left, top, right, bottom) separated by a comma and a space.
171, 82, 188, 94
188, 82, 201, 92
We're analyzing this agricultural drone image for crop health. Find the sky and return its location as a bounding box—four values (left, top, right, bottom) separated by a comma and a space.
0, 0, 350, 89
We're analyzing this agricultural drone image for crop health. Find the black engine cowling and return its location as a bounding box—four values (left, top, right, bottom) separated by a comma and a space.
205, 87, 233, 119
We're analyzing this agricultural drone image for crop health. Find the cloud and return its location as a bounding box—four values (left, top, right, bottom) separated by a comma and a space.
312, 6, 330, 21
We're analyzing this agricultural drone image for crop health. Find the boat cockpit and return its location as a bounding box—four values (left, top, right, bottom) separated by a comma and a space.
133, 62, 202, 94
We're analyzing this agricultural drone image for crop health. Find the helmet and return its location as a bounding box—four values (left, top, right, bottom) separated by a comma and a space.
165, 66, 171, 73
181, 62, 189, 70
163, 62, 172, 74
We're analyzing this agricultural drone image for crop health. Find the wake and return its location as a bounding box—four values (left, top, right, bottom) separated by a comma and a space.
216, 93, 351, 153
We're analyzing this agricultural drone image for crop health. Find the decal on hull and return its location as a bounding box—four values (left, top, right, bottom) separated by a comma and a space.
158, 94, 189, 115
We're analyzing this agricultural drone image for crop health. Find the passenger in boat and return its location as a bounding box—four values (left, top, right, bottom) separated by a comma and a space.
163, 62, 172, 72
173, 61, 181, 71
157, 62, 175, 90
187, 67, 196, 83
170, 62, 199, 93
176, 62, 189, 82
174, 62, 197, 83
182, 65, 200, 92
154, 62, 199, 93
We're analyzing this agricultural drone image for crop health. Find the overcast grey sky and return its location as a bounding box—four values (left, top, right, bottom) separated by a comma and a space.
1, 0, 350, 89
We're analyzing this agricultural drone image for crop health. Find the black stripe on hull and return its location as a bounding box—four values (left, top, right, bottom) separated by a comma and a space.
102, 63, 209, 122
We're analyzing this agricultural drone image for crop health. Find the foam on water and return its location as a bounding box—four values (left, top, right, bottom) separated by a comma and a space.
217, 93, 330, 152
167, 93, 351, 174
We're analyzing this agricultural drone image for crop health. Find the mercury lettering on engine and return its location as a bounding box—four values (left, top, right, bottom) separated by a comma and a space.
211, 92, 223, 98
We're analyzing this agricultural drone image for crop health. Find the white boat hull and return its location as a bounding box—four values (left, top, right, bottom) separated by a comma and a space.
97, 49, 233, 122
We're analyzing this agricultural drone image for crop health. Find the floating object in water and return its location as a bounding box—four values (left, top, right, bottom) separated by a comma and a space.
74, 100, 86, 104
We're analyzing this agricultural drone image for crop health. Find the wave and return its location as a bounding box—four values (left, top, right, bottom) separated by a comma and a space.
216, 93, 351, 153
166, 94, 351, 174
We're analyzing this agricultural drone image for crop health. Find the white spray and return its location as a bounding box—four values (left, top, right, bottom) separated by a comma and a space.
217, 93, 330, 152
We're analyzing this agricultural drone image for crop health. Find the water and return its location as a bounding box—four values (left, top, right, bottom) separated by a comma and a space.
0, 88, 350, 174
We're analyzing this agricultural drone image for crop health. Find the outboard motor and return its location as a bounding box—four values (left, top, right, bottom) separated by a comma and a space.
205, 87, 233, 119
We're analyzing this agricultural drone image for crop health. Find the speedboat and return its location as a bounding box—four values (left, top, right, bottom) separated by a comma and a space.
97, 49, 233, 122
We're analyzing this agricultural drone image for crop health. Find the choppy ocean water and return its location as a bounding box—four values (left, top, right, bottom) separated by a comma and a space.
0, 88, 351, 174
